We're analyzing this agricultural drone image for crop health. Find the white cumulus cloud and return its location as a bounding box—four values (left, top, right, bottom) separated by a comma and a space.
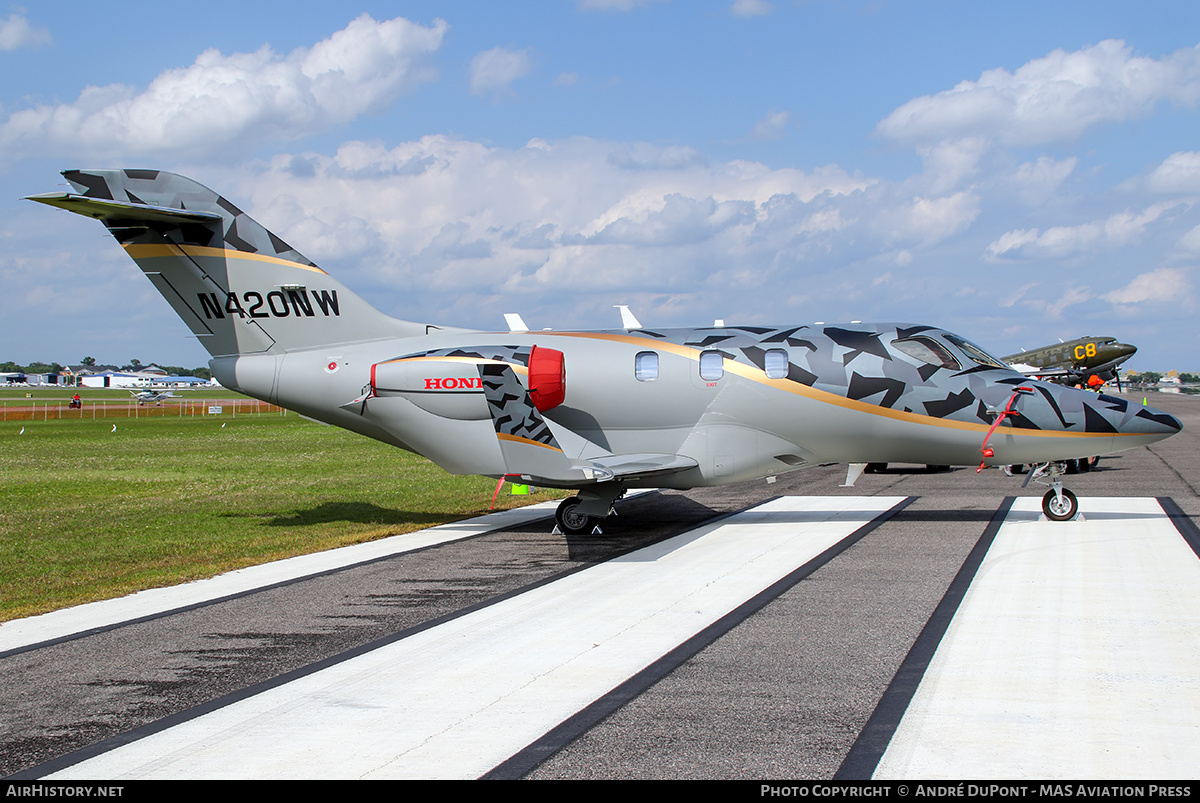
203, 135, 881, 329
0, 12, 50, 51
0, 14, 447, 160
1144, 151, 1200, 195
747, 110, 790, 141
878, 192, 981, 247
877, 39, 1200, 146
986, 202, 1185, 260
1103, 267, 1191, 305
1010, 156, 1078, 205
469, 47, 533, 98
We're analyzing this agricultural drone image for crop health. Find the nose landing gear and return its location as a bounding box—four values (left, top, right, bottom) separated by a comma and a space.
1024, 462, 1080, 521
1041, 485, 1079, 522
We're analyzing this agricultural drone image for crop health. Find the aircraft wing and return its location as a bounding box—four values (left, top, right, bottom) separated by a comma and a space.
479, 362, 697, 485
1008, 362, 1073, 379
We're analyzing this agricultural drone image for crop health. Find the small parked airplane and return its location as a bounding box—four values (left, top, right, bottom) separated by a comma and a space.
129, 389, 179, 405
27, 170, 1182, 527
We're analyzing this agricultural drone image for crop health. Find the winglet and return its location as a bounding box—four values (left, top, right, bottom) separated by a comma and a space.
615, 305, 642, 329
841, 463, 867, 487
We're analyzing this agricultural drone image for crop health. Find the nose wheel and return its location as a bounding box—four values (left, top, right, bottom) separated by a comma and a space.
1025, 462, 1080, 521
1041, 487, 1078, 521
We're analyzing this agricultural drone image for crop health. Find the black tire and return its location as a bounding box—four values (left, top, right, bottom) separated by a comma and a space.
1042, 488, 1079, 521
555, 497, 595, 535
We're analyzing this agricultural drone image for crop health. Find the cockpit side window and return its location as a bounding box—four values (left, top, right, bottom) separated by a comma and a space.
891, 336, 960, 370
941, 333, 1008, 369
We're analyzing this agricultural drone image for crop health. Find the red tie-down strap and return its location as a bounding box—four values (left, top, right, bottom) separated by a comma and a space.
977, 387, 1033, 473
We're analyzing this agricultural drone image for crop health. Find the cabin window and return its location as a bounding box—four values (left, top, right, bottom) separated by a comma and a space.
635, 351, 659, 381
764, 349, 789, 379
699, 350, 724, 381
891, 337, 960, 370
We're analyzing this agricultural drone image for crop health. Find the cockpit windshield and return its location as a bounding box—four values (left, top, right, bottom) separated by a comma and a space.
941, 333, 1009, 369
891, 336, 961, 370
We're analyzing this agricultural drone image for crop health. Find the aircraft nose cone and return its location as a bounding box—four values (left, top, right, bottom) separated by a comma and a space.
1130, 401, 1182, 435
1050, 385, 1181, 442
1080, 392, 1182, 439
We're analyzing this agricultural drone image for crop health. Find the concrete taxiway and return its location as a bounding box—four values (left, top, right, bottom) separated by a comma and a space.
873, 497, 1200, 779
3, 392, 1198, 780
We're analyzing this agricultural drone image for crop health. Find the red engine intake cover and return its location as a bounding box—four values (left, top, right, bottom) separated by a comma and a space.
528, 345, 566, 412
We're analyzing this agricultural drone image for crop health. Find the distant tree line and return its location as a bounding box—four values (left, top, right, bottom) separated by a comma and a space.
1, 358, 213, 380
1125, 371, 1200, 384
1, 360, 65, 375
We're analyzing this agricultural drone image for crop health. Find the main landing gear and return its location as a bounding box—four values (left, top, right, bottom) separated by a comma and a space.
1023, 462, 1080, 521
555, 497, 597, 535
554, 483, 626, 535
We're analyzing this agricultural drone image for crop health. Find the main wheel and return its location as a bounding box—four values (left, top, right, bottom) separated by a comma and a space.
555, 497, 595, 535
1042, 488, 1079, 521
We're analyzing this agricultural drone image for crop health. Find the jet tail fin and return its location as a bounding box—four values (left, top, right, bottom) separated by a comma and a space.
27, 169, 433, 359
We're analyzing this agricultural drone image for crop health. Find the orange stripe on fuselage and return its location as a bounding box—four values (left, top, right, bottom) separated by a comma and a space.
541, 331, 1133, 442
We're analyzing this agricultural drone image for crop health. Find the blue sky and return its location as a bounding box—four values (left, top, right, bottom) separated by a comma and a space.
3, 1, 1199, 372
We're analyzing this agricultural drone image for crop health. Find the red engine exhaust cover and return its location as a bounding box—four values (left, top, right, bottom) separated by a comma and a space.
529, 345, 566, 412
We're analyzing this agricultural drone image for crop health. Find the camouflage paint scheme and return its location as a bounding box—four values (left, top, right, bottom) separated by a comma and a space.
28, 170, 1182, 527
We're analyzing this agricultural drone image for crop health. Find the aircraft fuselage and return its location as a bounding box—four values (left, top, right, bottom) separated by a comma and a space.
215, 322, 1179, 490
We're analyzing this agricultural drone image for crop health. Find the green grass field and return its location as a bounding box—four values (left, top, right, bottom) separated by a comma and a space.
0, 403, 563, 621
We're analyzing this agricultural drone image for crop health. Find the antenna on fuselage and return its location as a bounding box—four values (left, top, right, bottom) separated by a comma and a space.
504, 313, 529, 333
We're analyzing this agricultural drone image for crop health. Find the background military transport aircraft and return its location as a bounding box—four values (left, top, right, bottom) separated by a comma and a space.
1003, 337, 1137, 388
28, 170, 1182, 527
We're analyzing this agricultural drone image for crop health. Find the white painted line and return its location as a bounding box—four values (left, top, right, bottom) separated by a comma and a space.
0, 500, 561, 654
876, 497, 1200, 780
50, 495, 905, 780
